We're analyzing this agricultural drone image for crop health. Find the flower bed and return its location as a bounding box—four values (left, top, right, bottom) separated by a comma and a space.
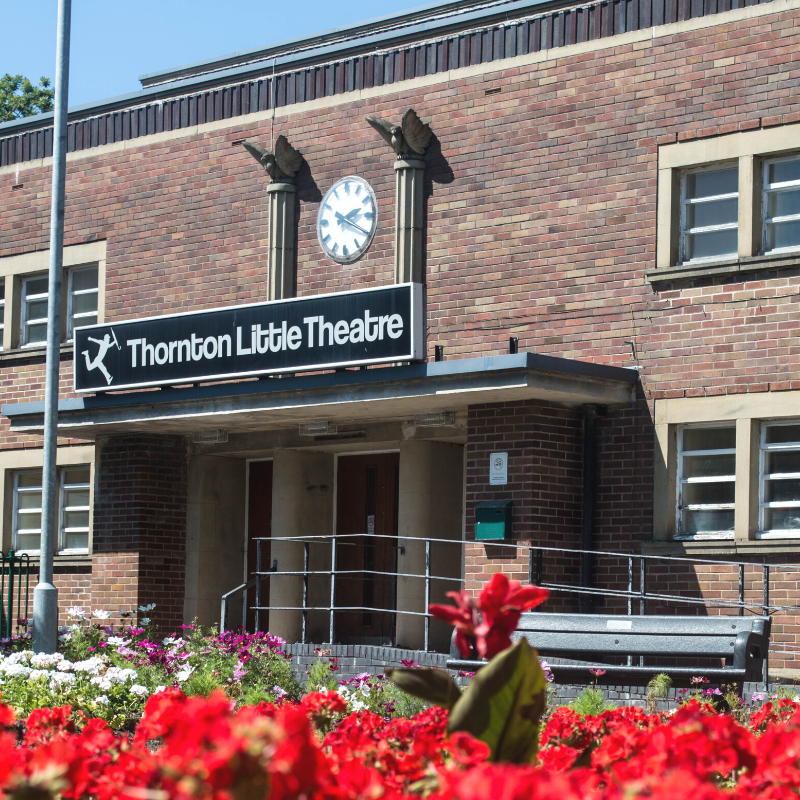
0, 688, 799, 798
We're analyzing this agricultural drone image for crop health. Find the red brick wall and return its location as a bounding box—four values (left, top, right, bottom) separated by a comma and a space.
92, 434, 187, 634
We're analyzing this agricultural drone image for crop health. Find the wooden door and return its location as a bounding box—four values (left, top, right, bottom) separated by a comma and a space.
334, 453, 399, 644
246, 460, 272, 633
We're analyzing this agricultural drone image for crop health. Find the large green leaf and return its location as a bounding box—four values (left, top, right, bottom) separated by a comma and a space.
446, 638, 546, 763
385, 667, 462, 709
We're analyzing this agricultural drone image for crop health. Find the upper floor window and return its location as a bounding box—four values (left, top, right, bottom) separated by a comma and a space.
680, 165, 738, 264
760, 422, 800, 537
20, 275, 48, 347
763, 156, 800, 255
676, 425, 736, 539
67, 265, 98, 339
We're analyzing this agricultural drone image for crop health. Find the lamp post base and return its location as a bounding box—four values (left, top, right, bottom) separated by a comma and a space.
32, 583, 59, 654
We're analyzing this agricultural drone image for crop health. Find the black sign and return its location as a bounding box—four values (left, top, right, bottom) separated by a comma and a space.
74, 283, 423, 393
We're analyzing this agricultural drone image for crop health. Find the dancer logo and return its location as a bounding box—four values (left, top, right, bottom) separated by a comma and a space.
80, 329, 120, 385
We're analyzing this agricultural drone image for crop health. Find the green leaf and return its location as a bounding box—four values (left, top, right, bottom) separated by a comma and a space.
446, 638, 546, 763
385, 667, 462, 709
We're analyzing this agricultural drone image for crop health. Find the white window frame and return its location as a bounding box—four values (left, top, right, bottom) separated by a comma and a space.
762, 155, 800, 256
675, 423, 736, 541
20, 273, 49, 348
58, 467, 91, 553
758, 421, 800, 539
66, 265, 99, 340
680, 163, 739, 265
12, 469, 43, 554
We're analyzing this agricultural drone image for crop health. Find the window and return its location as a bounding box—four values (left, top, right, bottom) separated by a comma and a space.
20, 275, 48, 347
680, 165, 739, 263
12, 470, 43, 552
763, 156, 800, 254
760, 423, 800, 537
676, 426, 736, 539
67, 266, 98, 339
0, 279, 5, 350
59, 467, 90, 551
11, 466, 91, 553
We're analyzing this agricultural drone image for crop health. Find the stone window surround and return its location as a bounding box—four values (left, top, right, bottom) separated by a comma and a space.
653, 391, 800, 549
0, 240, 106, 354
652, 123, 800, 282
0, 445, 95, 563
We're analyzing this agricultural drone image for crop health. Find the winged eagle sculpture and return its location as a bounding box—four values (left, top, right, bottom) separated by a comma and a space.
365, 108, 433, 159
242, 135, 304, 182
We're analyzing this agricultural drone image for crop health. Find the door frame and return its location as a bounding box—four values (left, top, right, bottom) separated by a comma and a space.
244, 458, 273, 583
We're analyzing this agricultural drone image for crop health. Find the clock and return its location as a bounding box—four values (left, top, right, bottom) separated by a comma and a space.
316, 176, 377, 264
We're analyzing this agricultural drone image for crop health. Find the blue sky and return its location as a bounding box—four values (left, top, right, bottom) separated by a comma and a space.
4, 0, 422, 109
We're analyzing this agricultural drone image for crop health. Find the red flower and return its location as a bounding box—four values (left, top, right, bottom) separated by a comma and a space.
429, 591, 479, 659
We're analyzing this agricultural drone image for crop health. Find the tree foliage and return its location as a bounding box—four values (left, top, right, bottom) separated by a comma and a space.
0, 74, 54, 123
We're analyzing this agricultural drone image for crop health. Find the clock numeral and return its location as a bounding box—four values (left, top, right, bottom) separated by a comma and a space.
354, 185, 361, 196
322, 234, 331, 244
342, 245, 349, 257
362, 196, 371, 205
320, 219, 329, 228
332, 243, 339, 254
353, 239, 360, 250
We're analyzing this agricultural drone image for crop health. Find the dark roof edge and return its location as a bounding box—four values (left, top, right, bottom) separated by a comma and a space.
2, 353, 637, 418
0, 0, 574, 136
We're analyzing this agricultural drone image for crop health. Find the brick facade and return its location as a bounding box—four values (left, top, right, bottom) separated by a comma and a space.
1, 0, 800, 671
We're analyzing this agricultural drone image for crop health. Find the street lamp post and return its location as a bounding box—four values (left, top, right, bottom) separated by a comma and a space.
33, 0, 72, 654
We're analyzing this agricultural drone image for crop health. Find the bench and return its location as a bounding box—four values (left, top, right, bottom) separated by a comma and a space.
446, 613, 771, 688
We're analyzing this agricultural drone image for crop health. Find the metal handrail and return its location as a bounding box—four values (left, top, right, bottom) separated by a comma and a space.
220, 576, 258, 634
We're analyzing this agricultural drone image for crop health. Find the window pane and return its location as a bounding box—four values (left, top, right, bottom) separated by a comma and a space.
63, 488, 89, 508
685, 229, 738, 260
686, 197, 738, 228
16, 533, 41, 551
686, 167, 738, 199
683, 481, 735, 505
72, 293, 97, 315
17, 512, 41, 530
766, 220, 800, 251
63, 532, 89, 550
71, 268, 98, 291
72, 313, 97, 329
17, 492, 42, 510
682, 453, 735, 478
64, 510, 89, 529
767, 188, 800, 218
18, 471, 42, 488
26, 323, 47, 344
0, 281, 5, 301
24, 277, 48, 297
766, 450, 800, 474
682, 509, 735, 534
766, 425, 800, 444
26, 300, 49, 321
768, 159, 800, 185
764, 508, 800, 531
764, 478, 800, 503
63, 467, 90, 485
682, 428, 736, 451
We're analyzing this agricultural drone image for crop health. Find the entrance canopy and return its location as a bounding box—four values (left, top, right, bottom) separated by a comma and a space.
2, 353, 638, 439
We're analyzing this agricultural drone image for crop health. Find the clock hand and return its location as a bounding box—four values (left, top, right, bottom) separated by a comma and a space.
344, 208, 361, 220
334, 211, 369, 236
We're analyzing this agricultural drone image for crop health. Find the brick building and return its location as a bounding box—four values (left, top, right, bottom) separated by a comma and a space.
2, 0, 800, 676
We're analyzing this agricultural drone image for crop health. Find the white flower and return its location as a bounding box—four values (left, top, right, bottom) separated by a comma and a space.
94, 695, 109, 706
104, 667, 138, 684
90, 676, 112, 691
57, 660, 74, 672
30, 653, 63, 669
130, 684, 149, 697
28, 669, 48, 681
138, 604, 156, 612
175, 666, 195, 682
162, 636, 180, 647
67, 606, 86, 619
6, 651, 33, 664
153, 685, 167, 694
73, 657, 106, 674
92, 609, 111, 620
58, 633, 73, 643
49, 672, 76, 689
106, 637, 130, 648
140, 618, 151, 626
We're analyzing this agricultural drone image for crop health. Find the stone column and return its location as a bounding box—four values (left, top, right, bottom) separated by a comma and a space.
394, 156, 425, 284
396, 440, 464, 651
269, 450, 334, 642
267, 182, 296, 300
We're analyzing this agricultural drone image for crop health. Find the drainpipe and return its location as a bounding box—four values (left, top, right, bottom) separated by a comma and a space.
581, 405, 598, 613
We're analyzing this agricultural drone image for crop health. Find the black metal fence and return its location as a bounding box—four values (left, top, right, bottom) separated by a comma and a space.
0, 550, 31, 639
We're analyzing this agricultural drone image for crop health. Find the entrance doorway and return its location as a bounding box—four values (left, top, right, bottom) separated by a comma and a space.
334, 452, 399, 644
246, 460, 272, 632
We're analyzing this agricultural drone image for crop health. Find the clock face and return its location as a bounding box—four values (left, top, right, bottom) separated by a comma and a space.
316, 176, 377, 264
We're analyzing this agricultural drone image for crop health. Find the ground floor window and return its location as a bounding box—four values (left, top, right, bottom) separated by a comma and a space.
760, 422, 800, 537
12, 466, 91, 554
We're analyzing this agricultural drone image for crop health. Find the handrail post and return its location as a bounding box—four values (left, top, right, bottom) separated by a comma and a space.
329, 536, 336, 644
302, 541, 309, 644
639, 556, 646, 667
536, 549, 542, 585
424, 538, 431, 652
528, 545, 534, 585
7, 551, 15, 640
763, 564, 770, 692
255, 539, 261, 634
738, 564, 745, 617
627, 555, 633, 666
220, 595, 228, 634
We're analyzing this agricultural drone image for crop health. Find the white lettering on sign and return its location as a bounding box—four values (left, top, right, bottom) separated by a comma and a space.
489, 452, 508, 485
